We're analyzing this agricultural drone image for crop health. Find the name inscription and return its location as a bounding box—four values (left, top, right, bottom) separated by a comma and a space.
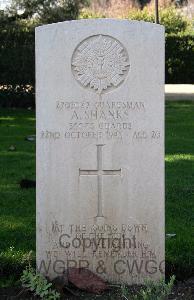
39, 99, 161, 142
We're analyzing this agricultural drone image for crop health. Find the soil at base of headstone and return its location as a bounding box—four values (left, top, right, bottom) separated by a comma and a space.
0, 278, 194, 300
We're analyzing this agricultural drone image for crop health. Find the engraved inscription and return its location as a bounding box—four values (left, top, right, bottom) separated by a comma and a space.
42, 221, 163, 279
72, 35, 130, 94
53, 100, 147, 141
79, 144, 121, 218
40, 129, 161, 141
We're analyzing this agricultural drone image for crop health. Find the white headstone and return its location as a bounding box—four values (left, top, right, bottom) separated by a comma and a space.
36, 19, 165, 284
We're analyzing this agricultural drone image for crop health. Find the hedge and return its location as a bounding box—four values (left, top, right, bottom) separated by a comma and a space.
0, 27, 194, 107
0, 24, 35, 107
165, 33, 194, 84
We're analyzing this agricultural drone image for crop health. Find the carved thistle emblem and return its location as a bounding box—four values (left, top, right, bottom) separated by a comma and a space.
71, 35, 130, 95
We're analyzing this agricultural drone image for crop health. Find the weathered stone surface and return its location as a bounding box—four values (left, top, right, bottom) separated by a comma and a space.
67, 268, 107, 294
36, 19, 165, 284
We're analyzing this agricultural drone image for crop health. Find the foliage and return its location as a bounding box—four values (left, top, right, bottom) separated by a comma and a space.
8, 0, 90, 23
38, 0, 90, 24
121, 276, 175, 300
0, 21, 35, 86
128, 7, 155, 22
128, 6, 191, 34
0, 20, 35, 107
79, 8, 106, 19
166, 33, 194, 83
135, 276, 175, 300
160, 7, 191, 34
21, 266, 60, 299
0, 85, 35, 108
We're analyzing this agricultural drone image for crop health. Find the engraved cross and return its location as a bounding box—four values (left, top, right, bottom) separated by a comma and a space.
79, 144, 121, 218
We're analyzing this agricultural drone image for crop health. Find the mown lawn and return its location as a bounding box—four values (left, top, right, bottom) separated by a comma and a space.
0, 102, 193, 287
0, 109, 36, 287
165, 101, 194, 279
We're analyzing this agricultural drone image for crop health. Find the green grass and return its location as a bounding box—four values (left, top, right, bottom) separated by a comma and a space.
165, 101, 194, 279
0, 109, 36, 286
0, 102, 194, 287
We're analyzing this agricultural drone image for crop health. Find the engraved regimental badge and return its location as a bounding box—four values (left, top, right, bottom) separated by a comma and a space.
71, 35, 130, 96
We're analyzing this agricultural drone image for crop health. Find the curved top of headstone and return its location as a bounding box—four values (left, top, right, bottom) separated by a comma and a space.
35, 18, 164, 31
35, 19, 164, 97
